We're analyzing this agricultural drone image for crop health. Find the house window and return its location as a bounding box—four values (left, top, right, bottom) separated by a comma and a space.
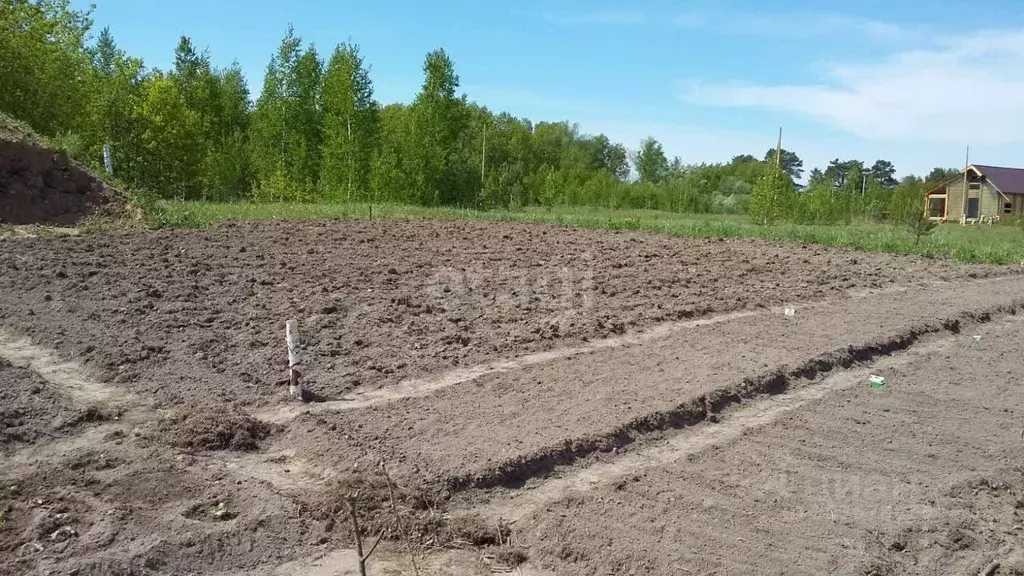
1005, 202, 1013, 214
928, 197, 946, 218
969, 182, 981, 190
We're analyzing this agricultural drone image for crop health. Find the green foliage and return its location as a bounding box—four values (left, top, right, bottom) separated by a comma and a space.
144, 199, 208, 229
49, 130, 87, 159
321, 43, 377, 202
634, 137, 668, 184
138, 73, 203, 198
0, 0, 94, 135
763, 147, 803, 180
87, 28, 146, 185
409, 48, 469, 206
870, 159, 898, 188
926, 167, 960, 185
749, 169, 794, 225
789, 182, 850, 225
0, 3, 993, 250
249, 26, 323, 201
889, 175, 926, 224
0, 5, 808, 215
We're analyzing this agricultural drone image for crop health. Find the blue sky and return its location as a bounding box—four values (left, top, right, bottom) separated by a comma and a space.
75, 0, 1024, 178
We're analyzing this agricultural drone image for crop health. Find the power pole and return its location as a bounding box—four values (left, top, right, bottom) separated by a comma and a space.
347, 116, 354, 205
481, 123, 487, 184
962, 145, 970, 222
775, 127, 783, 171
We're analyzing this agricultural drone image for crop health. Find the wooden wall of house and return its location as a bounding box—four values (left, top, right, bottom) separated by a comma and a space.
942, 173, 1001, 219
1010, 195, 1024, 216
979, 183, 1001, 218
945, 180, 965, 219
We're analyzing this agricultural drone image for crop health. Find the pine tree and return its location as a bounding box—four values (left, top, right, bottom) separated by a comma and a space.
321, 43, 378, 202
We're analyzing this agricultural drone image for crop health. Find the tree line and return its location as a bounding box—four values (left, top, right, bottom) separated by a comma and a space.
2, 0, 958, 220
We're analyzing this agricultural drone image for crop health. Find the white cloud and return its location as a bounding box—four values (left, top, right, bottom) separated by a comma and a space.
543, 10, 645, 26
682, 29, 1024, 146
673, 11, 921, 41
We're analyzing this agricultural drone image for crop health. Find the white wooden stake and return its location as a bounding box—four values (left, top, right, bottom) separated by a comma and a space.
286, 320, 303, 401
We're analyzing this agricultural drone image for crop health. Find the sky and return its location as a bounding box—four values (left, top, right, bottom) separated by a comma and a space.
73, 0, 1024, 179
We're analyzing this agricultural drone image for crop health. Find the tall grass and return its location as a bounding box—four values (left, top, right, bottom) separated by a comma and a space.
154, 200, 1024, 265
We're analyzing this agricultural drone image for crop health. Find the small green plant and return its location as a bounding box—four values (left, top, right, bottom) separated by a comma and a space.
908, 213, 938, 245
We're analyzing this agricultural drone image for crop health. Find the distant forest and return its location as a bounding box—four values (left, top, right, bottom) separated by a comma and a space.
2, 0, 960, 221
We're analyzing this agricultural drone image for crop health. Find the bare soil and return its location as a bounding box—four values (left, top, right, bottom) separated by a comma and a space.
494, 320, 1024, 575
0, 359, 100, 448
2, 220, 1024, 575
0, 219, 1006, 410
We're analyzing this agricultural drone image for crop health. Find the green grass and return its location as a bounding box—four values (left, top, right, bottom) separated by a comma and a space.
154, 200, 1024, 264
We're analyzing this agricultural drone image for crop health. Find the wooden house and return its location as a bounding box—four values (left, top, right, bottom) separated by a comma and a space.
925, 165, 1024, 222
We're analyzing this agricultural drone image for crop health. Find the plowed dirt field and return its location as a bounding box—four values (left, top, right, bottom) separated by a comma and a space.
2, 220, 1023, 575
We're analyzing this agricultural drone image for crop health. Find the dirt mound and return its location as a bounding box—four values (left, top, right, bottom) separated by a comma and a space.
0, 115, 127, 225
155, 405, 274, 452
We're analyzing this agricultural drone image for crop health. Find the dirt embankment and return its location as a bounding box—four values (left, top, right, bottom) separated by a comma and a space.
0, 116, 127, 226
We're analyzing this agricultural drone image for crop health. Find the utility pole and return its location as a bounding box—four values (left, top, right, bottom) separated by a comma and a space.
347, 116, 354, 205
481, 123, 487, 184
962, 145, 970, 222
775, 127, 783, 171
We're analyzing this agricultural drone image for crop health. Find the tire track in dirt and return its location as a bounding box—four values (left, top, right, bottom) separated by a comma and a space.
0, 329, 148, 468
0, 328, 335, 499
467, 336, 960, 524
264, 547, 557, 576
0, 330, 131, 406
